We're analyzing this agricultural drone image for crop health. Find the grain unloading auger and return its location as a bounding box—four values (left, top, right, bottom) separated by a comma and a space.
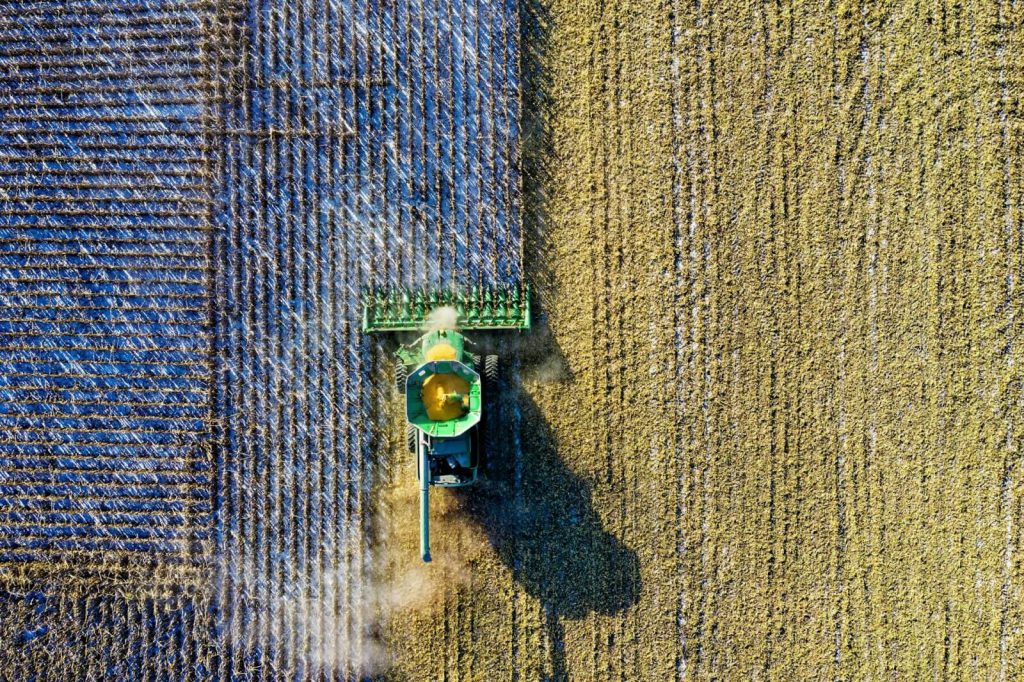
363, 286, 530, 562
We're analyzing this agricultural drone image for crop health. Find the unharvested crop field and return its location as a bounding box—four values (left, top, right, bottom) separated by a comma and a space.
0, 0, 522, 678
376, 0, 1024, 679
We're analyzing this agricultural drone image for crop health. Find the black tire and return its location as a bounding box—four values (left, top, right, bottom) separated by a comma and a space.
395, 360, 407, 395
484, 355, 499, 383
470, 422, 482, 470
406, 423, 417, 453
475, 356, 498, 474
470, 353, 482, 371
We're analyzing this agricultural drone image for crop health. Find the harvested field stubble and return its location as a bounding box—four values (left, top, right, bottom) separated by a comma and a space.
377, 0, 1024, 679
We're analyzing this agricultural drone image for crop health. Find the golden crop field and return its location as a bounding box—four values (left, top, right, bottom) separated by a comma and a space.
374, 0, 1024, 679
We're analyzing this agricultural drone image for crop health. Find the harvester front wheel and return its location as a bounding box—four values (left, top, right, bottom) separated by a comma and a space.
406, 423, 417, 453
484, 355, 499, 383
395, 360, 407, 395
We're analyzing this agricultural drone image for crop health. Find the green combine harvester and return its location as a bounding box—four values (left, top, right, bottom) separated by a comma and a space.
363, 286, 530, 561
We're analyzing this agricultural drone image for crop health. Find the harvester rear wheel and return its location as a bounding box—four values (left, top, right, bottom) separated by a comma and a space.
406, 423, 416, 453
395, 360, 407, 395
470, 354, 482, 371
484, 355, 499, 383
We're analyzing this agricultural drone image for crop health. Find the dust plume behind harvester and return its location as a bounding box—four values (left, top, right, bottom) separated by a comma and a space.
363, 286, 530, 562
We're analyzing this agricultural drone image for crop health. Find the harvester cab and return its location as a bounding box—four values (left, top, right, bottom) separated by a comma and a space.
362, 286, 530, 562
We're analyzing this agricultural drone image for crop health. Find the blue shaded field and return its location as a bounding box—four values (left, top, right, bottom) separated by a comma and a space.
0, 0, 521, 678
0, 0, 213, 566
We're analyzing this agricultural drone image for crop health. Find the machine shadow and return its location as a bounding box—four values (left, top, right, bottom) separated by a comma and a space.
476, 385, 641, 618
455, 366, 641, 678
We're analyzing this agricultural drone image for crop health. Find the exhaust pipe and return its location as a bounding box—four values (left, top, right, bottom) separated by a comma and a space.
419, 443, 431, 562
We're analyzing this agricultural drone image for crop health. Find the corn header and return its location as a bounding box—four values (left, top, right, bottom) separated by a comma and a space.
363, 285, 531, 332
363, 286, 530, 561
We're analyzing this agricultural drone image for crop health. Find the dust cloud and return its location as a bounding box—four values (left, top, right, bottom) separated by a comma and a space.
425, 305, 459, 331
226, 562, 386, 679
